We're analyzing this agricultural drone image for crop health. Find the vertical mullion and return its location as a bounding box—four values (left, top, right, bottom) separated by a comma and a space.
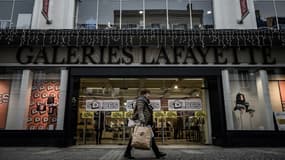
96, 0, 99, 29
272, 0, 280, 30
9, 0, 16, 28
188, 0, 193, 29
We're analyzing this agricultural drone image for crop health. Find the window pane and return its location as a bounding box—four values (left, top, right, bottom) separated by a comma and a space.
268, 69, 285, 131
98, 0, 120, 29
0, 69, 22, 130
268, 70, 285, 112
191, 0, 214, 29
145, 0, 167, 29
121, 0, 143, 29
275, 1, 285, 29
224, 70, 274, 130
254, 0, 276, 29
26, 69, 61, 130
168, 0, 190, 30
77, 0, 98, 29
0, 0, 13, 29
12, 0, 34, 29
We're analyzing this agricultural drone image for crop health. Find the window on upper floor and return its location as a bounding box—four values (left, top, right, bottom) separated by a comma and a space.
254, 0, 285, 29
76, 0, 214, 30
0, 0, 34, 29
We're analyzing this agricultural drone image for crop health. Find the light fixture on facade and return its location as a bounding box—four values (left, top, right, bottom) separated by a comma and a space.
139, 10, 143, 14
207, 10, 212, 14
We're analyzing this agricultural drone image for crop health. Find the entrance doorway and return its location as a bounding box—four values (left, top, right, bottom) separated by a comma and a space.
75, 78, 210, 145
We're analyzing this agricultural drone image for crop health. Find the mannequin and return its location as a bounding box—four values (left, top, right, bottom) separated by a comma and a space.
233, 92, 255, 130
234, 92, 255, 113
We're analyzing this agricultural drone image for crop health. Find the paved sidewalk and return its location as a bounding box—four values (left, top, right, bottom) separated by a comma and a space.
0, 145, 285, 160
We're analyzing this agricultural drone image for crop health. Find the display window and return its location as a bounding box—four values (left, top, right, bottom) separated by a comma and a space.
0, 69, 22, 129
26, 79, 60, 130
268, 70, 285, 131
0, 69, 21, 129
0, 68, 67, 130
223, 69, 275, 130
26, 70, 61, 130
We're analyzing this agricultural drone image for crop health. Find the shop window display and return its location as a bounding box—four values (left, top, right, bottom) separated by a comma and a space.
0, 70, 22, 130
26, 71, 61, 130
223, 69, 275, 130
0, 80, 12, 129
268, 71, 285, 131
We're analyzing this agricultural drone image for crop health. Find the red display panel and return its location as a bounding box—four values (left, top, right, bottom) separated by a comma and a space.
27, 80, 60, 130
0, 80, 11, 129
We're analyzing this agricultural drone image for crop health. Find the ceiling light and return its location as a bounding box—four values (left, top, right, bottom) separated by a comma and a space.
139, 10, 143, 14
174, 85, 178, 89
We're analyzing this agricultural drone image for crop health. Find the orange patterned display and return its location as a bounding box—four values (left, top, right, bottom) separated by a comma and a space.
0, 80, 11, 129
27, 80, 60, 130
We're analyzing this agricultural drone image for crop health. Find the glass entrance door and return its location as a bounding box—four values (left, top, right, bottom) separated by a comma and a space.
76, 78, 208, 145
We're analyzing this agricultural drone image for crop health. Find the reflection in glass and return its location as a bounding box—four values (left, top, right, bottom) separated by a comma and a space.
0, 0, 34, 29
275, 1, 285, 29
191, 0, 214, 29
77, 0, 99, 29
98, 0, 120, 29
121, 0, 143, 29
254, 0, 276, 29
145, 0, 167, 29
12, 0, 34, 29
0, 1, 13, 29
168, 0, 190, 30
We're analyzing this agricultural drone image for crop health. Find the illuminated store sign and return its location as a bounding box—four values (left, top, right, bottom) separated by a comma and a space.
126, 99, 161, 111
168, 98, 202, 111
86, 99, 120, 111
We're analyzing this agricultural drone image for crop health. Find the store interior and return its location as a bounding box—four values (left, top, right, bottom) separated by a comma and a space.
76, 78, 208, 145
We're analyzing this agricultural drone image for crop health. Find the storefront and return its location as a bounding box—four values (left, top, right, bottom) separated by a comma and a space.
0, 29, 285, 146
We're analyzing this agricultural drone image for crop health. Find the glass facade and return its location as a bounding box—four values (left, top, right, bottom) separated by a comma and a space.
145, 0, 167, 29
77, 0, 98, 29
76, 0, 214, 29
275, 1, 285, 29
254, 0, 285, 29
121, 0, 143, 29
0, 68, 67, 130
0, 0, 34, 29
98, 0, 120, 29
191, 0, 214, 29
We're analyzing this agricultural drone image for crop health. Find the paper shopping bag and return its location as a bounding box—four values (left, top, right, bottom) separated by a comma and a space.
131, 126, 152, 150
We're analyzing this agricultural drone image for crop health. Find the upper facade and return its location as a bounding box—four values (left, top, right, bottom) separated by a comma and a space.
0, 0, 284, 30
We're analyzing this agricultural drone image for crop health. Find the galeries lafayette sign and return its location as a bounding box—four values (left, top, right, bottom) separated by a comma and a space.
5, 46, 282, 66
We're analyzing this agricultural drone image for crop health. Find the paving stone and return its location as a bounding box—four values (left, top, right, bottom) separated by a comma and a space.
0, 146, 285, 160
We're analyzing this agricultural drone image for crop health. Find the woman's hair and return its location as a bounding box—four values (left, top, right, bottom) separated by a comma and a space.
140, 89, 151, 95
